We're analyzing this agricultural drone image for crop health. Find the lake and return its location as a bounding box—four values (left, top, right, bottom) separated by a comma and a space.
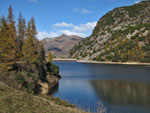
52, 62, 150, 113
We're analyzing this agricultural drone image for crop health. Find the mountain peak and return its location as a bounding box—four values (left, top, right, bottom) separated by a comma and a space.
61, 34, 68, 37
42, 35, 83, 58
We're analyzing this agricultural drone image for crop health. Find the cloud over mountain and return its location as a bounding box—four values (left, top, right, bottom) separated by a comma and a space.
37, 21, 97, 40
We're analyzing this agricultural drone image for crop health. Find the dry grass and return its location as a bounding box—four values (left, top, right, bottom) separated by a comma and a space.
0, 82, 87, 113
96, 101, 107, 113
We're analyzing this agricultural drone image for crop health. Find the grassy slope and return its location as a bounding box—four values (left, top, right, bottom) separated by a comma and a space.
0, 82, 87, 113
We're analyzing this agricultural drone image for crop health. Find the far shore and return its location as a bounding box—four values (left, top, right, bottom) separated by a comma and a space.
53, 59, 150, 66
77, 60, 150, 66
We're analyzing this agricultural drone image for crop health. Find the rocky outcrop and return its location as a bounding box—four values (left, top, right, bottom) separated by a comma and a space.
38, 75, 59, 95
70, 1, 150, 63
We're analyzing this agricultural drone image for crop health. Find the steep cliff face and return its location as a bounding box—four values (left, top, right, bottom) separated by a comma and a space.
70, 1, 150, 62
42, 34, 82, 58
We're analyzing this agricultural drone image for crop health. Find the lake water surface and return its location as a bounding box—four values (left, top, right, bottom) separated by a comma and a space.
53, 62, 150, 113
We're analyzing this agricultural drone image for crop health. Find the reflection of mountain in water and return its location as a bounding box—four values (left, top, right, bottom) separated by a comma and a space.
90, 80, 150, 106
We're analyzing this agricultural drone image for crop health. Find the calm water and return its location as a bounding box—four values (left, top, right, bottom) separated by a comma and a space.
52, 62, 150, 113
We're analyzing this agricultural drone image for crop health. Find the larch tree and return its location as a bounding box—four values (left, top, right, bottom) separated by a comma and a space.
47, 51, 53, 63
22, 21, 36, 73
7, 6, 13, 24
0, 16, 11, 63
30, 16, 37, 37
127, 50, 131, 61
7, 5, 18, 63
22, 21, 38, 64
30, 16, 39, 52
0, 6, 17, 65
17, 12, 26, 58
36, 42, 47, 78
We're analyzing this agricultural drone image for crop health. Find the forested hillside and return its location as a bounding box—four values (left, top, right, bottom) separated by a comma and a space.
0, 6, 60, 94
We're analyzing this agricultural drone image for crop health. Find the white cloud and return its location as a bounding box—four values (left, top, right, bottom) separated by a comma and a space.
36, 31, 51, 40
59, 30, 87, 37
36, 21, 97, 40
134, 0, 142, 4
53, 22, 97, 32
36, 30, 88, 40
49, 32, 59, 38
72, 8, 92, 14
54, 22, 73, 27
28, 0, 38, 3
73, 22, 97, 32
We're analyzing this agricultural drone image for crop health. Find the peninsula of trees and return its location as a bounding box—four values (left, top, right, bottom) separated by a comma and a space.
0, 6, 60, 94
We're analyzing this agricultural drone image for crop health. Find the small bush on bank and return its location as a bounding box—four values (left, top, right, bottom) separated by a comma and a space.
46, 63, 60, 78
15, 73, 25, 84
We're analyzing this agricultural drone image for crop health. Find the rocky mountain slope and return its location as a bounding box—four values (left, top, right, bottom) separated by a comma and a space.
70, 1, 150, 63
42, 34, 82, 58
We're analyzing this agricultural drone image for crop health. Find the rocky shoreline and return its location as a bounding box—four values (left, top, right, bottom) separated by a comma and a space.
39, 75, 60, 95
77, 60, 150, 66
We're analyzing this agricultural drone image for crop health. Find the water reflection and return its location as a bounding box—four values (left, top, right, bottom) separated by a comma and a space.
53, 62, 150, 112
90, 80, 150, 106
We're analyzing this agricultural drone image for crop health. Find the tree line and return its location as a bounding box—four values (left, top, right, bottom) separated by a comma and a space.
0, 6, 46, 75
0, 6, 59, 93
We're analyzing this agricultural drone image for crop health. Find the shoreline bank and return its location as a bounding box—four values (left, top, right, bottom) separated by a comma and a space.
0, 82, 87, 113
77, 60, 150, 66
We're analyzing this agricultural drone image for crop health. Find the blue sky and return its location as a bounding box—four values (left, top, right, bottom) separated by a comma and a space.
0, 0, 142, 39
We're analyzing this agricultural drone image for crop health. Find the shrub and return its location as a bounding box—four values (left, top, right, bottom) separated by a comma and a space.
121, 59, 128, 62
131, 33, 139, 40
106, 55, 114, 60
142, 44, 150, 51
138, 36, 146, 41
15, 73, 25, 85
112, 55, 120, 62
47, 63, 59, 76
140, 58, 150, 63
